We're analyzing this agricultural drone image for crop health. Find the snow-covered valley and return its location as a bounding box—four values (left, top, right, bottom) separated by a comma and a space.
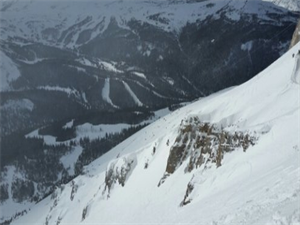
9, 38, 300, 225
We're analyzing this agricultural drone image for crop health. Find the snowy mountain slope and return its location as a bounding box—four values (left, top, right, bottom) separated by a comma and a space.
0, 50, 21, 91
0, 106, 171, 223
11, 41, 300, 225
1, 0, 299, 223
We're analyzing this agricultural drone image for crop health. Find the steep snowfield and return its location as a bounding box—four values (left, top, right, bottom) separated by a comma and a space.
0, 51, 21, 91
12, 43, 300, 224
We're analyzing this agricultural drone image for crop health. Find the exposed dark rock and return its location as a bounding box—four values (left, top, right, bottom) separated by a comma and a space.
180, 181, 194, 206
290, 19, 300, 48
70, 181, 78, 201
160, 117, 257, 185
104, 156, 136, 197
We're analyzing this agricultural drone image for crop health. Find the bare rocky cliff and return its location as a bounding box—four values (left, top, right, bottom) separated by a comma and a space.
290, 20, 300, 48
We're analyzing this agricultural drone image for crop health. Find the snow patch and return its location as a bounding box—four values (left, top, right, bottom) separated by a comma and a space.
99, 61, 123, 74
0, 51, 21, 91
37, 86, 79, 97
60, 146, 83, 176
241, 41, 253, 51
25, 129, 57, 145
131, 71, 146, 79
122, 81, 143, 107
163, 76, 175, 86
101, 78, 118, 108
63, 120, 74, 129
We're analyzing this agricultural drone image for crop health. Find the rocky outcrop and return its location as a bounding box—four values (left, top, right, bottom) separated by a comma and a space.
159, 117, 256, 186
290, 20, 300, 48
103, 154, 136, 198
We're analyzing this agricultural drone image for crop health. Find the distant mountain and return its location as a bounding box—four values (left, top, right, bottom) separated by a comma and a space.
10, 36, 300, 225
0, 0, 299, 135
265, 0, 300, 11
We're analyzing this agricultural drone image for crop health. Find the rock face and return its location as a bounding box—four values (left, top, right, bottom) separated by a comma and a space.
104, 154, 137, 198
290, 19, 300, 48
159, 117, 256, 186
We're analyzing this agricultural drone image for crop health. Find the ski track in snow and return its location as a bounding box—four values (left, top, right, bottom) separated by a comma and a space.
101, 78, 119, 108
122, 81, 143, 107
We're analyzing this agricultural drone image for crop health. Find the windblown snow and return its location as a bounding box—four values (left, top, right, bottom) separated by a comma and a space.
11, 41, 300, 225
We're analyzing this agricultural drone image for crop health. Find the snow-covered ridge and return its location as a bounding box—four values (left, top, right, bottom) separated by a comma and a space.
11, 41, 300, 225
0, 0, 297, 48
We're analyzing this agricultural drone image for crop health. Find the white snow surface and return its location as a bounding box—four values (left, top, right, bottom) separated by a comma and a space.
99, 61, 123, 74
101, 78, 118, 108
76, 123, 132, 140
37, 86, 79, 96
122, 80, 143, 107
0, 51, 21, 91
62, 119, 74, 129
11, 43, 300, 225
132, 71, 146, 79
60, 146, 83, 176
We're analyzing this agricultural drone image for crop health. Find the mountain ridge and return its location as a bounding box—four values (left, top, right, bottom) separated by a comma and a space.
1, 0, 299, 223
